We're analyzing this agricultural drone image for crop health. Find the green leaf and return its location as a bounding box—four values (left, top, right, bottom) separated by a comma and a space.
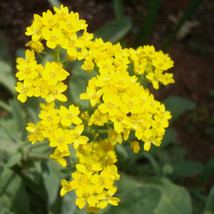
0, 60, 16, 95
153, 178, 192, 214
134, 0, 161, 46
40, 160, 63, 207
173, 160, 204, 178
113, 0, 124, 21
103, 174, 161, 214
25, 97, 40, 123
197, 157, 214, 187
21, 161, 47, 203
94, 16, 132, 43
48, 0, 61, 8
103, 175, 192, 214
0, 118, 21, 155
10, 99, 27, 140
28, 141, 51, 157
0, 150, 22, 167
0, 167, 30, 214
61, 191, 86, 214
203, 187, 214, 214
161, 128, 176, 147
163, 96, 196, 122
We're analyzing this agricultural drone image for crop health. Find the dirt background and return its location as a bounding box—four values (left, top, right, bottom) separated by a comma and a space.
0, 0, 214, 188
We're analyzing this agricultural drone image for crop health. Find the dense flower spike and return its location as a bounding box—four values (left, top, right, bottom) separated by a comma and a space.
15, 5, 174, 213
63, 139, 120, 211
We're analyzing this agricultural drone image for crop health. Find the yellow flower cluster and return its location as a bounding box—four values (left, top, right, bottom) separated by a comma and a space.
15, 5, 175, 213
61, 139, 120, 212
15, 50, 69, 103
80, 42, 172, 151
128, 45, 175, 89
26, 102, 88, 167
25, 5, 92, 58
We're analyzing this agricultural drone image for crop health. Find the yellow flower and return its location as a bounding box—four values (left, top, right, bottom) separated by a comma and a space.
25, 14, 43, 41
26, 122, 44, 144
97, 187, 120, 209
15, 82, 34, 103
16, 49, 38, 81
60, 179, 73, 197
42, 62, 69, 86
69, 125, 89, 149
50, 148, 70, 167
26, 40, 44, 53
130, 141, 140, 153
91, 169, 114, 193
59, 105, 82, 127
76, 186, 99, 209
49, 128, 72, 152
45, 82, 67, 103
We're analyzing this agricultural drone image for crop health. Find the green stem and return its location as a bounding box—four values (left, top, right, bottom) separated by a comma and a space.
54, 45, 60, 62
27, 153, 49, 160
143, 152, 160, 175
41, 51, 54, 56
96, 129, 109, 134
38, 53, 48, 62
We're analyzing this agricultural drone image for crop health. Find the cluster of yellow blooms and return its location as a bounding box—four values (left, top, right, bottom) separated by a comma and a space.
61, 139, 120, 212
15, 5, 174, 213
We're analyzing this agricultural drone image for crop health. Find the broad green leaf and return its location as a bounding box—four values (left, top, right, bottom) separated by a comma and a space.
10, 99, 27, 140
0, 117, 22, 160
197, 157, 214, 187
0, 167, 30, 214
107, 186, 161, 214
94, 16, 132, 43
61, 191, 86, 214
161, 128, 176, 147
103, 174, 161, 214
154, 178, 192, 214
164, 96, 196, 122
0, 60, 16, 95
203, 187, 214, 214
21, 161, 48, 204
173, 160, 204, 178
0, 150, 20, 169
25, 97, 40, 123
104, 174, 192, 214
28, 141, 51, 157
40, 160, 63, 207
